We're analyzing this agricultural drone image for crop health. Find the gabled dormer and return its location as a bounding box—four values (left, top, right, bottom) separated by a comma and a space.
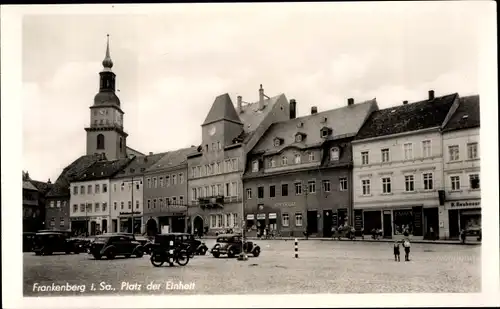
273, 137, 284, 147
294, 132, 307, 143
320, 126, 333, 138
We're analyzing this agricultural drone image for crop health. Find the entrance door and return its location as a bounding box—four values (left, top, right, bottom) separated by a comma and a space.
112, 219, 117, 233
383, 212, 392, 239
90, 221, 97, 236
423, 207, 439, 239
172, 217, 186, 233
323, 210, 333, 237
448, 210, 459, 239
307, 210, 318, 234
102, 219, 107, 234
146, 219, 158, 236
193, 216, 204, 236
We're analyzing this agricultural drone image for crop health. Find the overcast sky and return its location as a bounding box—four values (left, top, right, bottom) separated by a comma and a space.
21, 2, 486, 182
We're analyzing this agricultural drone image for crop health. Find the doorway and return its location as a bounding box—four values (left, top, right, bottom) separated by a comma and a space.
146, 218, 158, 236
307, 210, 318, 234
90, 221, 97, 236
102, 219, 107, 233
193, 216, 204, 237
383, 211, 392, 239
172, 216, 186, 233
323, 210, 333, 237
112, 219, 117, 233
448, 210, 459, 239
424, 207, 439, 240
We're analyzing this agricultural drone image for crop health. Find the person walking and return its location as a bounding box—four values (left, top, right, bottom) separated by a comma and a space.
460, 229, 467, 244
393, 240, 401, 262
403, 237, 411, 261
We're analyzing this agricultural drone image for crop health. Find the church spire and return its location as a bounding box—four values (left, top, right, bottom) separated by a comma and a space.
102, 34, 113, 71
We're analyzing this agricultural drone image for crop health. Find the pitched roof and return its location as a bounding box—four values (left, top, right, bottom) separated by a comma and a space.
239, 94, 286, 142
355, 93, 458, 140
442, 95, 480, 132
113, 153, 165, 178
146, 147, 197, 173
126, 146, 145, 156
29, 180, 53, 194
75, 158, 132, 182
202, 93, 242, 126
46, 154, 101, 197
251, 99, 378, 155
23, 181, 39, 191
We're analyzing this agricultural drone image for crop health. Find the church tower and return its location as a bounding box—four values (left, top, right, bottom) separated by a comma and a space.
85, 35, 128, 160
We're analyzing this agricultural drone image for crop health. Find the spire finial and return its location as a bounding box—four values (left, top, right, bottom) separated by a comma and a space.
102, 34, 113, 70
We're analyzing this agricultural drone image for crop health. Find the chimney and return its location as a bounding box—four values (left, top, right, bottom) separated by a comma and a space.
259, 84, 265, 109
289, 99, 297, 119
403, 100, 408, 105
47, 178, 51, 184
237, 96, 243, 113
428, 90, 435, 100
149, 152, 153, 155
347, 98, 354, 106
311, 106, 318, 114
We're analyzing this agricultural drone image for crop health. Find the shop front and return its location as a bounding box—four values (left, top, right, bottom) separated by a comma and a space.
244, 211, 279, 237
70, 217, 88, 236
445, 199, 481, 239
118, 211, 143, 234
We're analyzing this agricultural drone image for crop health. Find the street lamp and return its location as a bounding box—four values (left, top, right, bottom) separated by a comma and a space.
121, 175, 140, 234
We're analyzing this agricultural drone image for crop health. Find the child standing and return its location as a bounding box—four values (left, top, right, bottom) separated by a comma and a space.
393, 241, 401, 262
403, 237, 411, 261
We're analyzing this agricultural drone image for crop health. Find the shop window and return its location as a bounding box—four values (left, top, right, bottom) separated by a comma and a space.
393, 209, 413, 235
469, 174, 480, 189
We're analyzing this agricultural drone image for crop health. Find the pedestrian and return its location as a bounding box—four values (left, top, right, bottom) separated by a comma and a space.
403, 237, 411, 261
361, 228, 365, 240
460, 229, 466, 244
393, 240, 401, 262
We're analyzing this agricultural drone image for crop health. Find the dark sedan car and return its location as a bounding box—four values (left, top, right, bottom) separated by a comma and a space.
88, 234, 144, 260
210, 234, 261, 258
33, 232, 82, 255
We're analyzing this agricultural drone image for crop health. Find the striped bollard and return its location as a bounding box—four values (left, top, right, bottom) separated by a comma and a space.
169, 240, 174, 255
294, 238, 298, 258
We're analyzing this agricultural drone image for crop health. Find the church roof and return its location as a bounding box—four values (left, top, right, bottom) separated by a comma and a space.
145, 146, 197, 173
202, 93, 242, 126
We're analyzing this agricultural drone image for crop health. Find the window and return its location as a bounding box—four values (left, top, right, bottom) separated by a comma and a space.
196, 166, 201, 176
210, 215, 216, 228
282, 213, 290, 227
212, 142, 216, 151
56, 201, 61, 208
423, 173, 433, 190
309, 152, 315, 162
50, 218, 55, 227
246, 188, 252, 199
153, 199, 157, 209
295, 213, 303, 226
114, 202, 117, 210
405, 175, 415, 192
282, 184, 288, 196
50, 201, 55, 208
381, 148, 390, 163
94, 184, 100, 194
361, 151, 369, 165
274, 139, 280, 147
208, 164, 212, 175
87, 185, 92, 194
252, 161, 259, 172
258, 186, 264, 199
404, 143, 413, 160
226, 213, 232, 227
321, 129, 329, 138
179, 196, 184, 205
113, 183, 117, 192
191, 167, 196, 178
382, 177, 392, 194
166, 175, 170, 186
295, 134, 302, 142
73, 186, 78, 195
136, 200, 139, 209
217, 214, 223, 228
339, 177, 348, 191
166, 197, 170, 206
159, 177, 164, 187
97, 134, 105, 149
231, 182, 238, 197
98, 202, 103, 212
60, 218, 65, 227
362, 179, 371, 196
210, 185, 215, 196
73, 204, 78, 212
331, 148, 340, 161
308, 181, 316, 194
80, 185, 85, 194
121, 202, 124, 210
449, 145, 459, 161
294, 154, 301, 164
217, 141, 221, 150
451, 176, 461, 191
469, 174, 480, 189
269, 158, 276, 168
147, 178, 151, 188
172, 197, 177, 205
467, 143, 478, 159
191, 188, 197, 201
215, 163, 220, 174
87, 203, 92, 213
422, 140, 431, 158
172, 175, 177, 185
282, 156, 288, 166
153, 177, 158, 188
103, 184, 107, 193
295, 182, 302, 195
128, 201, 132, 209
232, 159, 237, 171
196, 188, 202, 199
80, 204, 85, 212
217, 184, 222, 196
270, 185, 276, 198
322, 180, 331, 192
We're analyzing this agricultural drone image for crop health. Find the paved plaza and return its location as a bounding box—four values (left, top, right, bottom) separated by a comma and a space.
23, 240, 480, 296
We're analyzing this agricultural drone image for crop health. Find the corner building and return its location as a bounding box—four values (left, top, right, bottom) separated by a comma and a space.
187, 85, 291, 236
243, 98, 378, 237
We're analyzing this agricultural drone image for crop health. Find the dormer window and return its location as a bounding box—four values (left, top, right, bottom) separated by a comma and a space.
321, 117, 328, 123
295, 132, 306, 143
252, 160, 259, 172
297, 122, 304, 128
268, 158, 276, 168
282, 156, 288, 166
321, 127, 332, 138
294, 154, 301, 164
274, 137, 283, 147
331, 147, 340, 161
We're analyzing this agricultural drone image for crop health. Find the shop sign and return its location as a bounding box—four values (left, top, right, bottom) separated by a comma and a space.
269, 213, 277, 219
275, 202, 296, 207
70, 217, 87, 221
449, 200, 481, 209
246, 214, 255, 220
257, 213, 266, 220
119, 211, 141, 215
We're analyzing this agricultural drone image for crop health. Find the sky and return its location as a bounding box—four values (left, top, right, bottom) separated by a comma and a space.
21, 2, 487, 182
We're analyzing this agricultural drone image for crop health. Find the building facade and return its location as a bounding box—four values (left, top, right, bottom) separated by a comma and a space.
109, 153, 164, 234
352, 91, 461, 240
22, 171, 53, 232
187, 85, 291, 236
440, 95, 480, 239
143, 148, 195, 235
243, 98, 378, 237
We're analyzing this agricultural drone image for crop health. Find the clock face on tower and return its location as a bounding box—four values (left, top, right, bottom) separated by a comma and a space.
208, 125, 216, 136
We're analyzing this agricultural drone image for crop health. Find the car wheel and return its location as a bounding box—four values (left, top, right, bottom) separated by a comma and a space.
106, 250, 115, 260
212, 252, 220, 258
150, 253, 164, 267
176, 250, 190, 266
93, 254, 102, 260
253, 247, 260, 257
135, 250, 143, 258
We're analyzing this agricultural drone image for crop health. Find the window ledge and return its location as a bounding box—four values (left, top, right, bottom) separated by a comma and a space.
468, 188, 481, 192
403, 191, 418, 194
447, 160, 463, 164
360, 194, 372, 197
448, 190, 463, 193
420, 189, 436, 193
381, 193, 394, 196
465, 158, 479, 162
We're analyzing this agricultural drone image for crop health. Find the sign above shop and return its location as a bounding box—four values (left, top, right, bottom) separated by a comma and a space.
119, 211, 141, 215
246, 214, 255, 220
269, 213, 277, 219
257, 214, 266, 220
275, 202, 296, 207
449, 200, 481, 209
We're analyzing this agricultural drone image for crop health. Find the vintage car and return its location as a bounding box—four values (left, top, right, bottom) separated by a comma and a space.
148, 234, 190, 267
33, 231, 82, 255
23, 232, 36, 252
210, 234, 261, 258
143, 233, 208, 257
88, 233, 144, 260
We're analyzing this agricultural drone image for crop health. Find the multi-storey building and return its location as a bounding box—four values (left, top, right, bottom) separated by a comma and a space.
187, 85, 291, 236
440, 95, 480, 239
69, 158, 132, 235
143, 147, 195, 235
352, 91, 461, 240
109, 153, 164, 234
243, 98, 378, 237
22, 171, 53, 232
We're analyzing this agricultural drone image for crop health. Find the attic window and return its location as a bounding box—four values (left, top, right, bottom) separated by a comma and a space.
331, 147, 340, 161
295, 135, 302, 143
252, 160, 259, 172
321, 127, 332, 138
274, 138, 282, 147
297, 122, 303, 128
322, 117, 327, 123
130, 168, 135, 173
462, 115, 469, 119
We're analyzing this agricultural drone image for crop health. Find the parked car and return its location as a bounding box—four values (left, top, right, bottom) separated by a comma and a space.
33, 231, 82, 255
210, 234, 261, 258
88, 234, 144, 260
23, 232, 36, 252
143, 233, 208, 257
149, 234, 190, 267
